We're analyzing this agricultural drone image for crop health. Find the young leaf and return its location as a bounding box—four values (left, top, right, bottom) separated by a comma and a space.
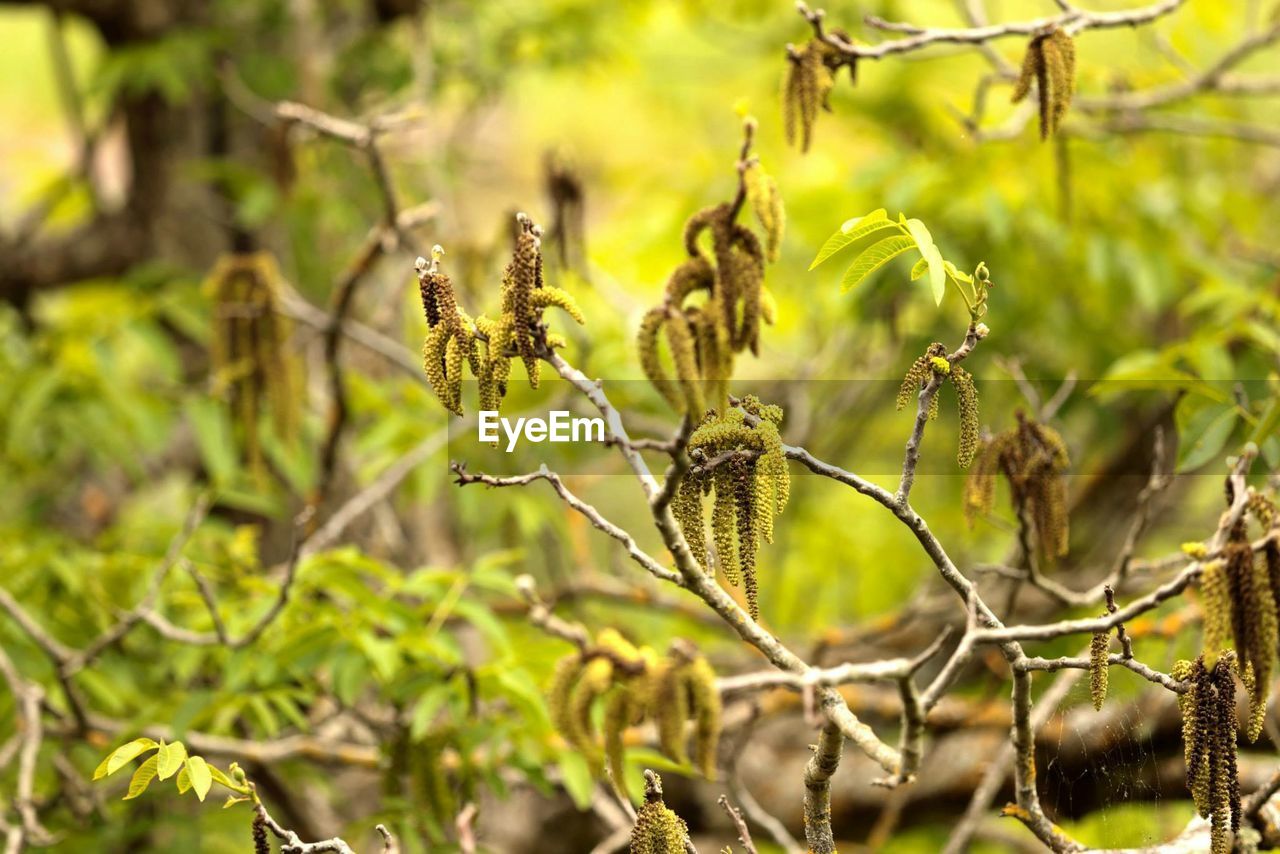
839, 235, 916, 293
223, 795, 251, 809
124, 755, 160, 800
910, 257, 929, 281
176, 766, 192, 794
904, 219, 946, 305
1177, 405, 1239, 472
809, 209, 893, 270
924, 244, 946, 305
157, 741, 188, 781
207, 764, 241, 792
185, 756, 214, 802
96, 738, 160, 780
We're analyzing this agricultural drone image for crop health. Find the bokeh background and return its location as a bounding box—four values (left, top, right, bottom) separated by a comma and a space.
1, 0, 1278, 851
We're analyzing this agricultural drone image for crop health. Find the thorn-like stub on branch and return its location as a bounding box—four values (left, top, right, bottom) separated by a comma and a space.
514, 574, 537, 602
642, 768, 663, 800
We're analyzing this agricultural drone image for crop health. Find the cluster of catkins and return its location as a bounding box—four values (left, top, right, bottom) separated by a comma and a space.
897, 343, 981, 468
1012, 27, 1077, 140
1173, 653, 1241, 854
674, 398, 790, 620
1198, 490, 1280, 742
206, 252, 299, 468
418, 214, 583, 417
782, 36, 854, 152
383, 727, 459, 842
638, 152, 782, 419
964, 411, 1069, 560
629, 771, 690, 854
547, 630, 722, 790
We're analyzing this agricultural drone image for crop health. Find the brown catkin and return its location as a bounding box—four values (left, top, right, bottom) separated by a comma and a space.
252, 813, 269, 854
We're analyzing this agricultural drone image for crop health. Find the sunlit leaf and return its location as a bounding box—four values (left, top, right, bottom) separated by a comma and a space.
839, 235, 916, 293
124, 756, 160, 800
185, 756, 213, 802
809, 209, 892, 269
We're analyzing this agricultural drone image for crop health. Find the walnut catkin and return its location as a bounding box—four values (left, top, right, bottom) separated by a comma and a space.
899, 343, 982, 468
629, 772, 689, 854
206, 252, 299, 469
681, 403, 791, 619
1089, 629, 1110, 710
1012, 28, 1076, 140
639, 140, 784, 416
1178, 653, 1241, 854
964, 413, 1069, 560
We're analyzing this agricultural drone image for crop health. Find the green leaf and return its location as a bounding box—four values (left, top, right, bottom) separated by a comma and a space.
925, 245, 945, 305
910, 257, 928, 281
208, 765, 239, 791
124, 755, 160, 800
1248, 397, 1280, 446
96, 738, 160, 780
410, 685, 452, 742
904, 219, 946, 305
839, 235, 916, 294
224, 795, 251, 809
558, 752, 595, 810
185, 756, 213, 802
176, 766, 192, 794
809, 209, 892, 270
156, 741, 188, 781
1178, 405, 1239, 472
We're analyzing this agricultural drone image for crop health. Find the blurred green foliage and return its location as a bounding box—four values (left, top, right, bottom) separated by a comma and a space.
0, 0, 1277, 850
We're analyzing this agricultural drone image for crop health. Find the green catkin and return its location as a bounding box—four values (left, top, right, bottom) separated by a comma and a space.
952, 366, 980, 468
638, 307, 683, 411
664, 308, 705, 416
783, 40, 836, 152
1010, 35, 1041, 105
568, 657, 614, 758
629, 773, 689, 854
651, 658, 690, 765
684, 656, 722, 780
1089, 630, 1110, 710
423, 325, 453, 414
963, 415, 1070, 559
743, 161, 785, 263
964, 434, 1004, 526
548, 655, 585, 744
730, 454, 759, 619
252, 813, 268, 854
685, 406, 790, 611
604, 684, 636, 796
712, 464, 742, 587
1012, 30, 1076, 139
207, 253, 299, 466
673, 471, 710, 570
643, 149, 781, 415
1173, 658, 1196, 774
529, 286, 584, 323
896, 354, 933, 412
1200, 560, 1232, 668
